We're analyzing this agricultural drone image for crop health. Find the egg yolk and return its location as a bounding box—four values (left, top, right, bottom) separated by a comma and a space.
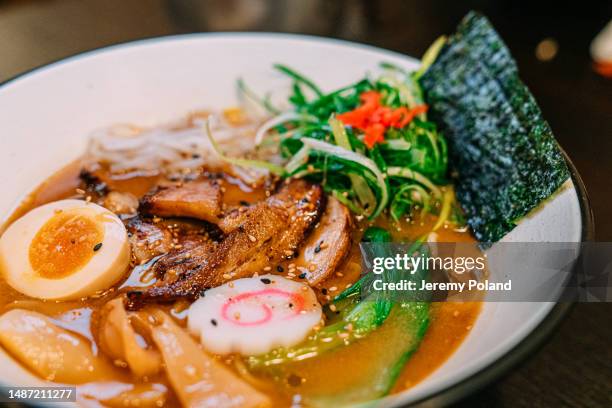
29, 211, 104, 279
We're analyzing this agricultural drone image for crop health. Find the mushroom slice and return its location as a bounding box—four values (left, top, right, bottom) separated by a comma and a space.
98, 298, 162, 377
145, 310, 271, 408
0, 309, 117, 383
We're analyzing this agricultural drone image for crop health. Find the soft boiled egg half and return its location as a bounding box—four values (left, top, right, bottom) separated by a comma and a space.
0, 199, 130, 300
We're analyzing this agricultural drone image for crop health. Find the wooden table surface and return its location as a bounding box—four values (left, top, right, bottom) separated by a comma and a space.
1, 1, 610, 406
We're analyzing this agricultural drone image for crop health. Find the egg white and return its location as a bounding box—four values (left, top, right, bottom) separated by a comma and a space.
0, 199, 130, 300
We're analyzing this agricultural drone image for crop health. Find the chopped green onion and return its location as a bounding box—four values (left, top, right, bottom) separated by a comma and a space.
390, 183, 431, 221
203, 118, 285, 176
285, 144, 311, 174
432, 188, 453, 231
254, 112, 318, 146
236, 78, 281, 115
414, 36, 447, 80
330, 118, 377, 215
274, 64, 324, 97
387, 166, 441, 198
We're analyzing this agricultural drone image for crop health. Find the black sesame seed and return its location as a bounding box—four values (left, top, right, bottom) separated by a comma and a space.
276, 265, 284, 272
239, 200, 250, 206
298, 273, 307, 279
211, 319, 218, 326
314, 244, 321, 253
288, 303, 294, 308
261, 278, 271, 284
287, 374, 303, 387
93, 242, 103, 252
321, 288, 328, 295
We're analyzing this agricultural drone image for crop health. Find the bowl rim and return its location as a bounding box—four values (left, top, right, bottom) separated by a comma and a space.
0, 33, 595, 408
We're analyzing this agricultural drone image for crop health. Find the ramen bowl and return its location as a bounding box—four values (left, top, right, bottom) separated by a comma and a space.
0, 34, 592, 407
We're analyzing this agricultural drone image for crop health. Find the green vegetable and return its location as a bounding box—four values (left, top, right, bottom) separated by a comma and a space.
419, 11, 570, 242
236, 78, 281, 115
361, 226, 392, 243
203, 119, 286, 176
301, 302, 429, 407
257, 64, 449, 221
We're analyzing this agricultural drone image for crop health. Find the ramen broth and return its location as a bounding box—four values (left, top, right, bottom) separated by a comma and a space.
0, 161, 481, 407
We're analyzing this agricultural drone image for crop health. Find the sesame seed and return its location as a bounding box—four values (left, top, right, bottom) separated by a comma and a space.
276, 265, 284, 272
222, 273, 231, 280
308, 264, 316, 272
263, 266, 272, 272
248, 234, 257, 242
211, 319, 218, 326
298, 272, 307, 279
260, 278, 271, 284
329, 304, 337, 312
329, 286, 338, 292
93, 243, 103, 252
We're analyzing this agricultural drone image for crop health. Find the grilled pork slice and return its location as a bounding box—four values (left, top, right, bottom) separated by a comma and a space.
217, 207, 248, 234
126, 217, 217, 266
139, 179, 222, 224
126, 217, 173, 265
126, 180, 325, 308
295, 197, 353, 286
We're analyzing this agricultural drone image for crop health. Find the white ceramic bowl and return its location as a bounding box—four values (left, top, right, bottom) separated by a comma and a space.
0, 34, 592, 407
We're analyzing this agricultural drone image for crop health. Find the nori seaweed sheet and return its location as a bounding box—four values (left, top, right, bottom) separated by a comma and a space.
420, 11, 570, 243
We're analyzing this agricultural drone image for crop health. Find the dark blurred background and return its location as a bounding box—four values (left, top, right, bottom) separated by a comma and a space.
1, 1, 610, 407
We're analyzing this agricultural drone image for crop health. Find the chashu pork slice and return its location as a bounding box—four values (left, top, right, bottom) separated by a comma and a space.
126, 179, 325, 308
294, 197, 353, 286
126, 217, 173, 265
139, 179, 223, 224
